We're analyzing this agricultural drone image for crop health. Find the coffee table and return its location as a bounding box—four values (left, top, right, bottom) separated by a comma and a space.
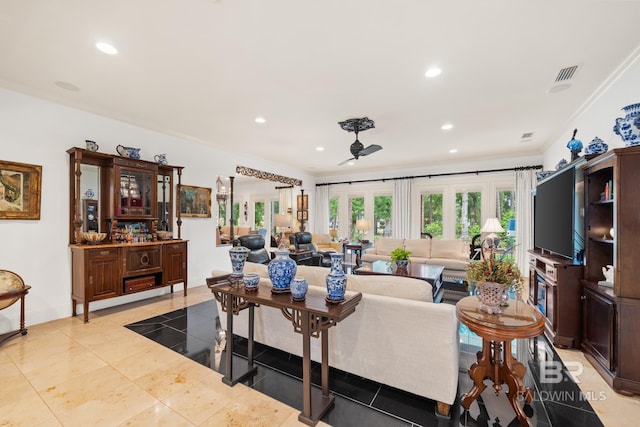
354, 261, 445, 302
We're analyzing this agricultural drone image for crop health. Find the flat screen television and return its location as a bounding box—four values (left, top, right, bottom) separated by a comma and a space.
534, 165, 583, 261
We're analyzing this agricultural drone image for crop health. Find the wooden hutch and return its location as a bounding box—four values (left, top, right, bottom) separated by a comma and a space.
580, 146, 640, 395
68, 147, 188, 322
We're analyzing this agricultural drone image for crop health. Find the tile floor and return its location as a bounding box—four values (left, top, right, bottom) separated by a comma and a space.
0, 285, 638, 426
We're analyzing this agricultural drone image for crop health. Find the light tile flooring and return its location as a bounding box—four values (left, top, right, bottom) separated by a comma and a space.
1, 285, 639, 426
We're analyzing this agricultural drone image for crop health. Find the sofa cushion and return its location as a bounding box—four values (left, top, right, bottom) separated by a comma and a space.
373, 238, 405, 256
361, 253, 392, 263
430, 239, 469, 261
243, 262, 269, 277
347, 274, 433, 302
293, 265, 328, 287
403, 238, 431, 259
425, 258, 469, 271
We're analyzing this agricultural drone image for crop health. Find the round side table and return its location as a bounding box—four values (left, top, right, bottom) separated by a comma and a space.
456, 296, 545, 427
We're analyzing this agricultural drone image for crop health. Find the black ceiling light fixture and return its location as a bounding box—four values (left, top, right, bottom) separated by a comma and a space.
337, 117, 383, 165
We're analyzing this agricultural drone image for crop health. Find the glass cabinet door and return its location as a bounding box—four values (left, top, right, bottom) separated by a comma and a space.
119, 168, 154, 217
157, 171, 173, 230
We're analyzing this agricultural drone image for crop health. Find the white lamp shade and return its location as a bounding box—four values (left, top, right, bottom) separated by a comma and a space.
481, 217, 504, 234
355, 219, 370, 231
274, 213, 293, 228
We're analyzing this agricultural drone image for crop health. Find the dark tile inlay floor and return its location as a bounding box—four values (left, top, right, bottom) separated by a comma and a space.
126, 299, 604, 426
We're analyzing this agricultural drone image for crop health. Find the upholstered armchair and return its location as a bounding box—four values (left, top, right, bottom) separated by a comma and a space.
290, 232, 332, 267
237, 234, 271, 265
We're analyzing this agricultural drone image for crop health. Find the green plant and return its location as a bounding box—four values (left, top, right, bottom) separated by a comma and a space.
466, 254, 524, 296
390, 247, 412, 262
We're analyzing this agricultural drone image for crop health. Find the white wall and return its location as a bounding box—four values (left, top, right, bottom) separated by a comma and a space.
543, 53, 640, 169
0, 88, 315, 333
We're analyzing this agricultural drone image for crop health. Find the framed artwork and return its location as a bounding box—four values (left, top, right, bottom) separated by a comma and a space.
0, 160, 42, 220
297, 194, 308, 211
178, 185, 211, 218
303, 210, 308, 220
297, 211, 303, 221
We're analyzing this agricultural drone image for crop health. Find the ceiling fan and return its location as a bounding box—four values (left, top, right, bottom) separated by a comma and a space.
337, 117, 383, 166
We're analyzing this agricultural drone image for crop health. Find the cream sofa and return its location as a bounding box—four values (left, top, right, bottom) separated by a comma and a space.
210, 262, 459, 417
361, 237, 470, 282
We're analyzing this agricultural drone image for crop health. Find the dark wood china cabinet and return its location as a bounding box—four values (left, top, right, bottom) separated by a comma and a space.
68, 147, 187, 322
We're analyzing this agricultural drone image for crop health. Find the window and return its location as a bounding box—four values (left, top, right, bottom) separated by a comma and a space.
254, 201, 264, 229
456, 191, 481, 240
349, 196, 364, 241
271, 200, 280, 236
329, 197, 339, 230
497, 189, 516, 257
373, 195, 392, 239
218, 203, 226, 225
421, 193, 443, 239
232, 202, 239, 226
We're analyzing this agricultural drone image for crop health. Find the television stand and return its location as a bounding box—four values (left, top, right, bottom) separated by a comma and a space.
528, 249, 583, 348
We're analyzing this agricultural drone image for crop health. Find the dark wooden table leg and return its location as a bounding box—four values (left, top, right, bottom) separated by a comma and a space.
501, 340, 534, 427
222, 297, 257, 386
461, 338, 491, 409
298, 313, 335, 426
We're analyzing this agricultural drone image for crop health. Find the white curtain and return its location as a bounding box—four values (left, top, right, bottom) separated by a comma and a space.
392, 178, 412, 239
278, 187, 292, 214
315, 185, 329, 234
515, 169, 537, 288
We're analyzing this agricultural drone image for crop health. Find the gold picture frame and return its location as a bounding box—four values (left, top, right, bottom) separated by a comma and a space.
178, 185, 211, 218
0, 160, 42, 220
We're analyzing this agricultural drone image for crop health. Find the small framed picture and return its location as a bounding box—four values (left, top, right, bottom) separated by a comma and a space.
302, 210, 308, 220
297, 211, 303, 220
0, 160, 42, 220
297, 194, 308, 211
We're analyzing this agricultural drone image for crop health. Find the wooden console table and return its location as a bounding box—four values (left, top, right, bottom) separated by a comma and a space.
456, 296, 544, 427
208, 278, 362, 426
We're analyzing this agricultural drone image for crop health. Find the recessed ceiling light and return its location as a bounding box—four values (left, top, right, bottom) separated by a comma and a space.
316, 146, 324, 151
425, 67, 442, 78
441, 123, 453, 131
95, 42, 118, 55
347, 161, 355, 166
255, 117, 266, 124
449, 148, 458, 153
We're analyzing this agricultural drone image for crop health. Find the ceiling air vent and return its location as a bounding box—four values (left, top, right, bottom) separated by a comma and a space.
521, 132, 534, 139
554, 65, 579, 82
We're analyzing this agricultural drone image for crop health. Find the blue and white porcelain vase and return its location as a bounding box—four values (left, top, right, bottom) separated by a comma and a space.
268, 249, 296, 293
291, 277, 308, 301
228, 246, 250, 282
585, 136, 608, 158
326, 253, 347, 303
613, 103, 640, 146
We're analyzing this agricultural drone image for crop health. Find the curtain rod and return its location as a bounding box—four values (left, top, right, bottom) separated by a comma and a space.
315, 164, 543, 187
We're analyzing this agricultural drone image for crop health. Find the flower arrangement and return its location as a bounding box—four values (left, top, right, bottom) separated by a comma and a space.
466, 255, 524, 297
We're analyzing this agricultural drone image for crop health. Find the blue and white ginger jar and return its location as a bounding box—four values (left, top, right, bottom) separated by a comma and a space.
268, 249, 296, 293
585, 137, 608, 157
613, 103, 640, 146
326, 253, 347, 302
228, 246, 250, 279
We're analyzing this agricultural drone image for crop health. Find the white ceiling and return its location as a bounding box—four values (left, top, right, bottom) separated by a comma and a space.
1, 1, 640, 177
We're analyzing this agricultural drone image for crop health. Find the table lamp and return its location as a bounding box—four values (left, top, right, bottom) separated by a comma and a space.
481, 217, 504, 259
274, 213, 293, 251
355, 219, 371, 243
